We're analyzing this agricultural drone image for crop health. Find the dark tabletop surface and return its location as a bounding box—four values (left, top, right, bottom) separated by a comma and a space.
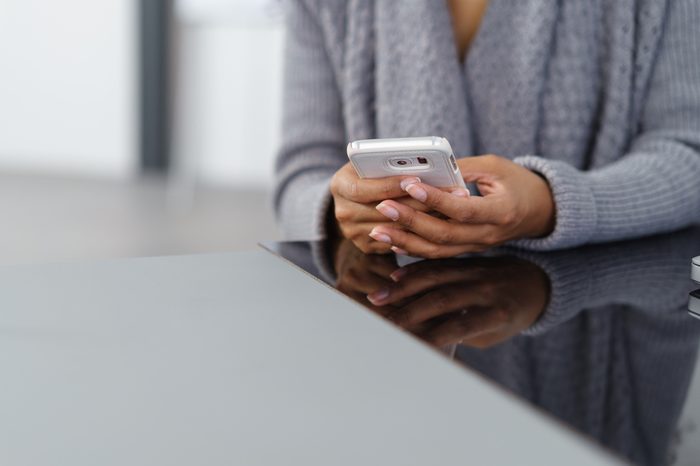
263, 227, 700, 466
2, 250, 619, 465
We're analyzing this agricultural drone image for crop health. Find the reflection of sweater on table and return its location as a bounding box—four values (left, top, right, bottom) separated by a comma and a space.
456, 228, 700, 466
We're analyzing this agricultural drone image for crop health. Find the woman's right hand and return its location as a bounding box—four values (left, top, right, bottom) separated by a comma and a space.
329, 162, 426, 254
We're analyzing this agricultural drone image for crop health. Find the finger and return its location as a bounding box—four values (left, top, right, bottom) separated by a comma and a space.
335, 195, 432, 225
389, 284, 491, 328
372, 265, 485, 306
393, 196, 433, 213
397, 200, 451, 221
362, 240, 394, 255
338, 267, 393, 295
398, 187, 466, 217
369, 226, 484, 259
400, 181, 509, 224
456, 154, 502, 174
341, 221, 399, 253
461, 175, 500, 196
335, 199, 395, 224
390, 257, 491, 282
344, 236, 393, 255
420, 307, 504, 347
375, 200, 499, 247
333, 165, 421, 204
364, 254, 400, 279
456, 155, 511, 195
341, 289, 397, 318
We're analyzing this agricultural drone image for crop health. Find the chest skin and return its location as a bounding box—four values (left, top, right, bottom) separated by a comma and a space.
447, 0, 489, 61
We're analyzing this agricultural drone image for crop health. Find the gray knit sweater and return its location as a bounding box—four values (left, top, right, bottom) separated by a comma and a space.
274, 0, 700, 250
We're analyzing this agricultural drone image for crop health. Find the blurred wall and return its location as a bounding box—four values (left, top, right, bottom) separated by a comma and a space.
0, 0, 137, 177
173, 0, 283, 189
0, 0, 282, 188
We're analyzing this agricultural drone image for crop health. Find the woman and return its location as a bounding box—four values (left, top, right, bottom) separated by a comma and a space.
274, 0, 700, 258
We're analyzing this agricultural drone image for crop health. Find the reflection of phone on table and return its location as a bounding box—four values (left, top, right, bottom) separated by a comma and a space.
347, 136, 466, 189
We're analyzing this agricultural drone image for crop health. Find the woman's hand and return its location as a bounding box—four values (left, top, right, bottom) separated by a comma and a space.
329, 162, 429, 254
370, 155, 555, 258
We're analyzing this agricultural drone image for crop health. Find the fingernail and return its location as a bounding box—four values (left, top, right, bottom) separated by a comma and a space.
405, 184, 427, 202
391, 246, 408, 255
367, 288, 390, 305
376, 202, 399, 221
400, 177, 421, 191
369, 228, 392, 244
390, 268, 408, 282
451, 187, 470, 198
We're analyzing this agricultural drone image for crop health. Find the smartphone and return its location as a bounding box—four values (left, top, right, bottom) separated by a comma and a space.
347, 136, 466, 189
693, 256, 700, 284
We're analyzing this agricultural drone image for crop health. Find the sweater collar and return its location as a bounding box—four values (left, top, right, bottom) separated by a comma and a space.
373, 0, 473, 156
465, 0, 560, 157
365, 0, 559, 158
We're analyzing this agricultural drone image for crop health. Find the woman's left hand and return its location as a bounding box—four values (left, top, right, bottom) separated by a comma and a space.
369, 155, 555, 258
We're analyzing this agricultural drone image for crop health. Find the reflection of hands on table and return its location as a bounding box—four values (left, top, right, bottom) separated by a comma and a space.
368, 256, 550, 348
332, 238, 399, 317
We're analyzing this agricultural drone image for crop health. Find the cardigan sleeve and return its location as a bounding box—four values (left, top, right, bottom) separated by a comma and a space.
273, 0, 345, 240
512, 0, 700, 250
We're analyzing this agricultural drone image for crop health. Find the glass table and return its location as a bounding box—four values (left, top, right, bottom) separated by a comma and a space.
263, 226, 700, 466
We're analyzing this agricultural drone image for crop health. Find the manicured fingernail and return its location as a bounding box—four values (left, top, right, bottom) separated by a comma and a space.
400, 177, 421, 191
391, 246, 408, 255
369, 228, 392, 244
390, 268, 408, 282
405, 184, 427, 202
367, 288, 390, 305
451, 188, 470, 198
376, 202, 399, 221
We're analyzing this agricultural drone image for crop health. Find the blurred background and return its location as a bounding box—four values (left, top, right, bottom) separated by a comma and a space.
2, 3, 700, 463
0, 0, 282, 265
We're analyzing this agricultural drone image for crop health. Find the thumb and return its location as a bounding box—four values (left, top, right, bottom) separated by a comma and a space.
457, 155, 504, 193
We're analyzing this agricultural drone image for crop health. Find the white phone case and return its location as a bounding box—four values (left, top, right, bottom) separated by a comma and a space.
347, 136, 466, 189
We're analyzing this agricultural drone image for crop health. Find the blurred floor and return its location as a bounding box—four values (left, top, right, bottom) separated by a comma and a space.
0, 172, 281, 266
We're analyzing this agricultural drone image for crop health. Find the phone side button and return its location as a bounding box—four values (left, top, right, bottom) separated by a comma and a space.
450, 155, 458, 171
690, 289, 700, 320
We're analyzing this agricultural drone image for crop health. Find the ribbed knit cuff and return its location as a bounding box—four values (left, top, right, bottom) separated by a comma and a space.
310, 239, 338, 285
512, 155, 598, 251
512, 249, 594, 335
277, 171, 334, 241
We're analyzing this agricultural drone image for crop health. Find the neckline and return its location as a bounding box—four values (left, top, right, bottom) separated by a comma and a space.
447, 0, 492, 66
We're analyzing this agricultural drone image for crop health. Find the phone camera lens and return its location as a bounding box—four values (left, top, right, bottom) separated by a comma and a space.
417, 157, 428, 164
397, 160, 408, 165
